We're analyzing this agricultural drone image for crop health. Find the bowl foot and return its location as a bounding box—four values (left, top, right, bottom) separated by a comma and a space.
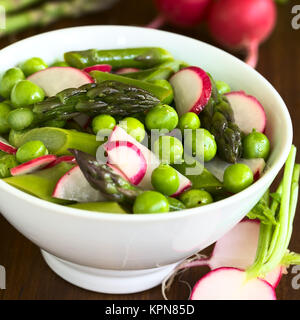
41, 250, 179, 294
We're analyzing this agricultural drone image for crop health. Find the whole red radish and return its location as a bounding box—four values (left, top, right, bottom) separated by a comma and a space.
207, 0, 276, 68
148, 0, 211, 28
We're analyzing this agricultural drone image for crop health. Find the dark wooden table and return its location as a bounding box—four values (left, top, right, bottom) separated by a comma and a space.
0, 0, 299, 300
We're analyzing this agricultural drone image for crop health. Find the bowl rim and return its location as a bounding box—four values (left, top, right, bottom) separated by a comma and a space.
0, 25, 293, 222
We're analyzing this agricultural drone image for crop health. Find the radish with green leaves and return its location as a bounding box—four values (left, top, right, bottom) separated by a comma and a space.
163, 146, 300, 300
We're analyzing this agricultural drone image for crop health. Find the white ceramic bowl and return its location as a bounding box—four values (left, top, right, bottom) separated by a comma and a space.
0, 26, 293, 294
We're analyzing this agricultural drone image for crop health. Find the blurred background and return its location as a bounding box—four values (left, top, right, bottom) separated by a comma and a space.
0, 0, 299, 300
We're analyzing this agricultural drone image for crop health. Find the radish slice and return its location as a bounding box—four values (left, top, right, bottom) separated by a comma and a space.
205, 157, 266, 182
83, 64, 112, 73
115, 68, 140, 74
0, 137, 17, 154
180, 220, 282, 288
104, 141, 147, 185
10, 155, 57, 176
108, 126, 191, 195
225, 91, 266, 134
169, 66, 212, 116
52, 165, 106, 202
45, 155, 76, 169
28, 66, 94, 97
190, 268, 276, 300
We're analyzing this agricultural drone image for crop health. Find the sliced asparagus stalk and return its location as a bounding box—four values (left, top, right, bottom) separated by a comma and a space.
65, 47, 173, 70
0, 0, 118, 37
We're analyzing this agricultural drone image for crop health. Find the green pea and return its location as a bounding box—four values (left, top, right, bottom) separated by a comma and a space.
178, 112, 201, 131
133, 191, 169, 214
145, 104, 178, 132
215, 81, 231, 95
92, 114, 116, 135
0, 102, 12, 134
119, 117, 145, 142
51, 61, 70, 67
223, 163, 254, 194
0, 68, 25, 98
243, 130, 270, 160
0, 154, 18, 178
185, 129, 217, 162
151, 164, 180, 196
167, 197, 186, 211
16, 140, 48, 163
179, 189, 213, 208
151, 79, 174, 105
11, 80, 45, 108
7, 108, 35, 131
154, 135, 183, 164
43, 119, 66, 128
19, 57, 48, 76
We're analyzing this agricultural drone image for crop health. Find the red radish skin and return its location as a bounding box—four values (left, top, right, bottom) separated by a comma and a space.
104, 140, 147, 185
0, 137, 17, 154
170, 66, 212, 116
179, 220, 282, 288
28, 66, 94, 97
205, 157, 266, 182
207, 0, 276, 68
115, 68, 140, 74
52, 165, 106, 202
83, 64, 112, 73
10, 155, 57, 176
190, 267, 276, 300
148, 0, 211, 28
225, 91, 266, 134
108, 126, 191, 195
45, 155, 76, 169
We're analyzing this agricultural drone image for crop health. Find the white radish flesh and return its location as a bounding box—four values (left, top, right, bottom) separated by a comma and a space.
205, 157, 266, 182
115, 68, 140, 74
28, 66, 94, 97
104, 141, 147, 185
52, 165, 106, 202
0, 137, 17, 154
108, 126, 191, 195
10, 155, 57, 176
169, 66, 212, 116
190, 267, 276, 300
225, 91, 266, 134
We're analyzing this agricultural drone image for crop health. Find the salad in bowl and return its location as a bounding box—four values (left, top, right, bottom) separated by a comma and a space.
0, 46, 271, 214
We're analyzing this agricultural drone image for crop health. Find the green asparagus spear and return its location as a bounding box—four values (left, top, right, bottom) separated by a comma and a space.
4, 162, 74, 203
32, 81, 160, 125
70, 148, 143, 203
0, 0, 117, 37
200, 76, 243, 163
0, 0, 42, 13
70, 149, 186, 211
90, 72, 172, 104
65, 47, 173, 70
121, 60, 184, 81
16, 127, 103, 156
